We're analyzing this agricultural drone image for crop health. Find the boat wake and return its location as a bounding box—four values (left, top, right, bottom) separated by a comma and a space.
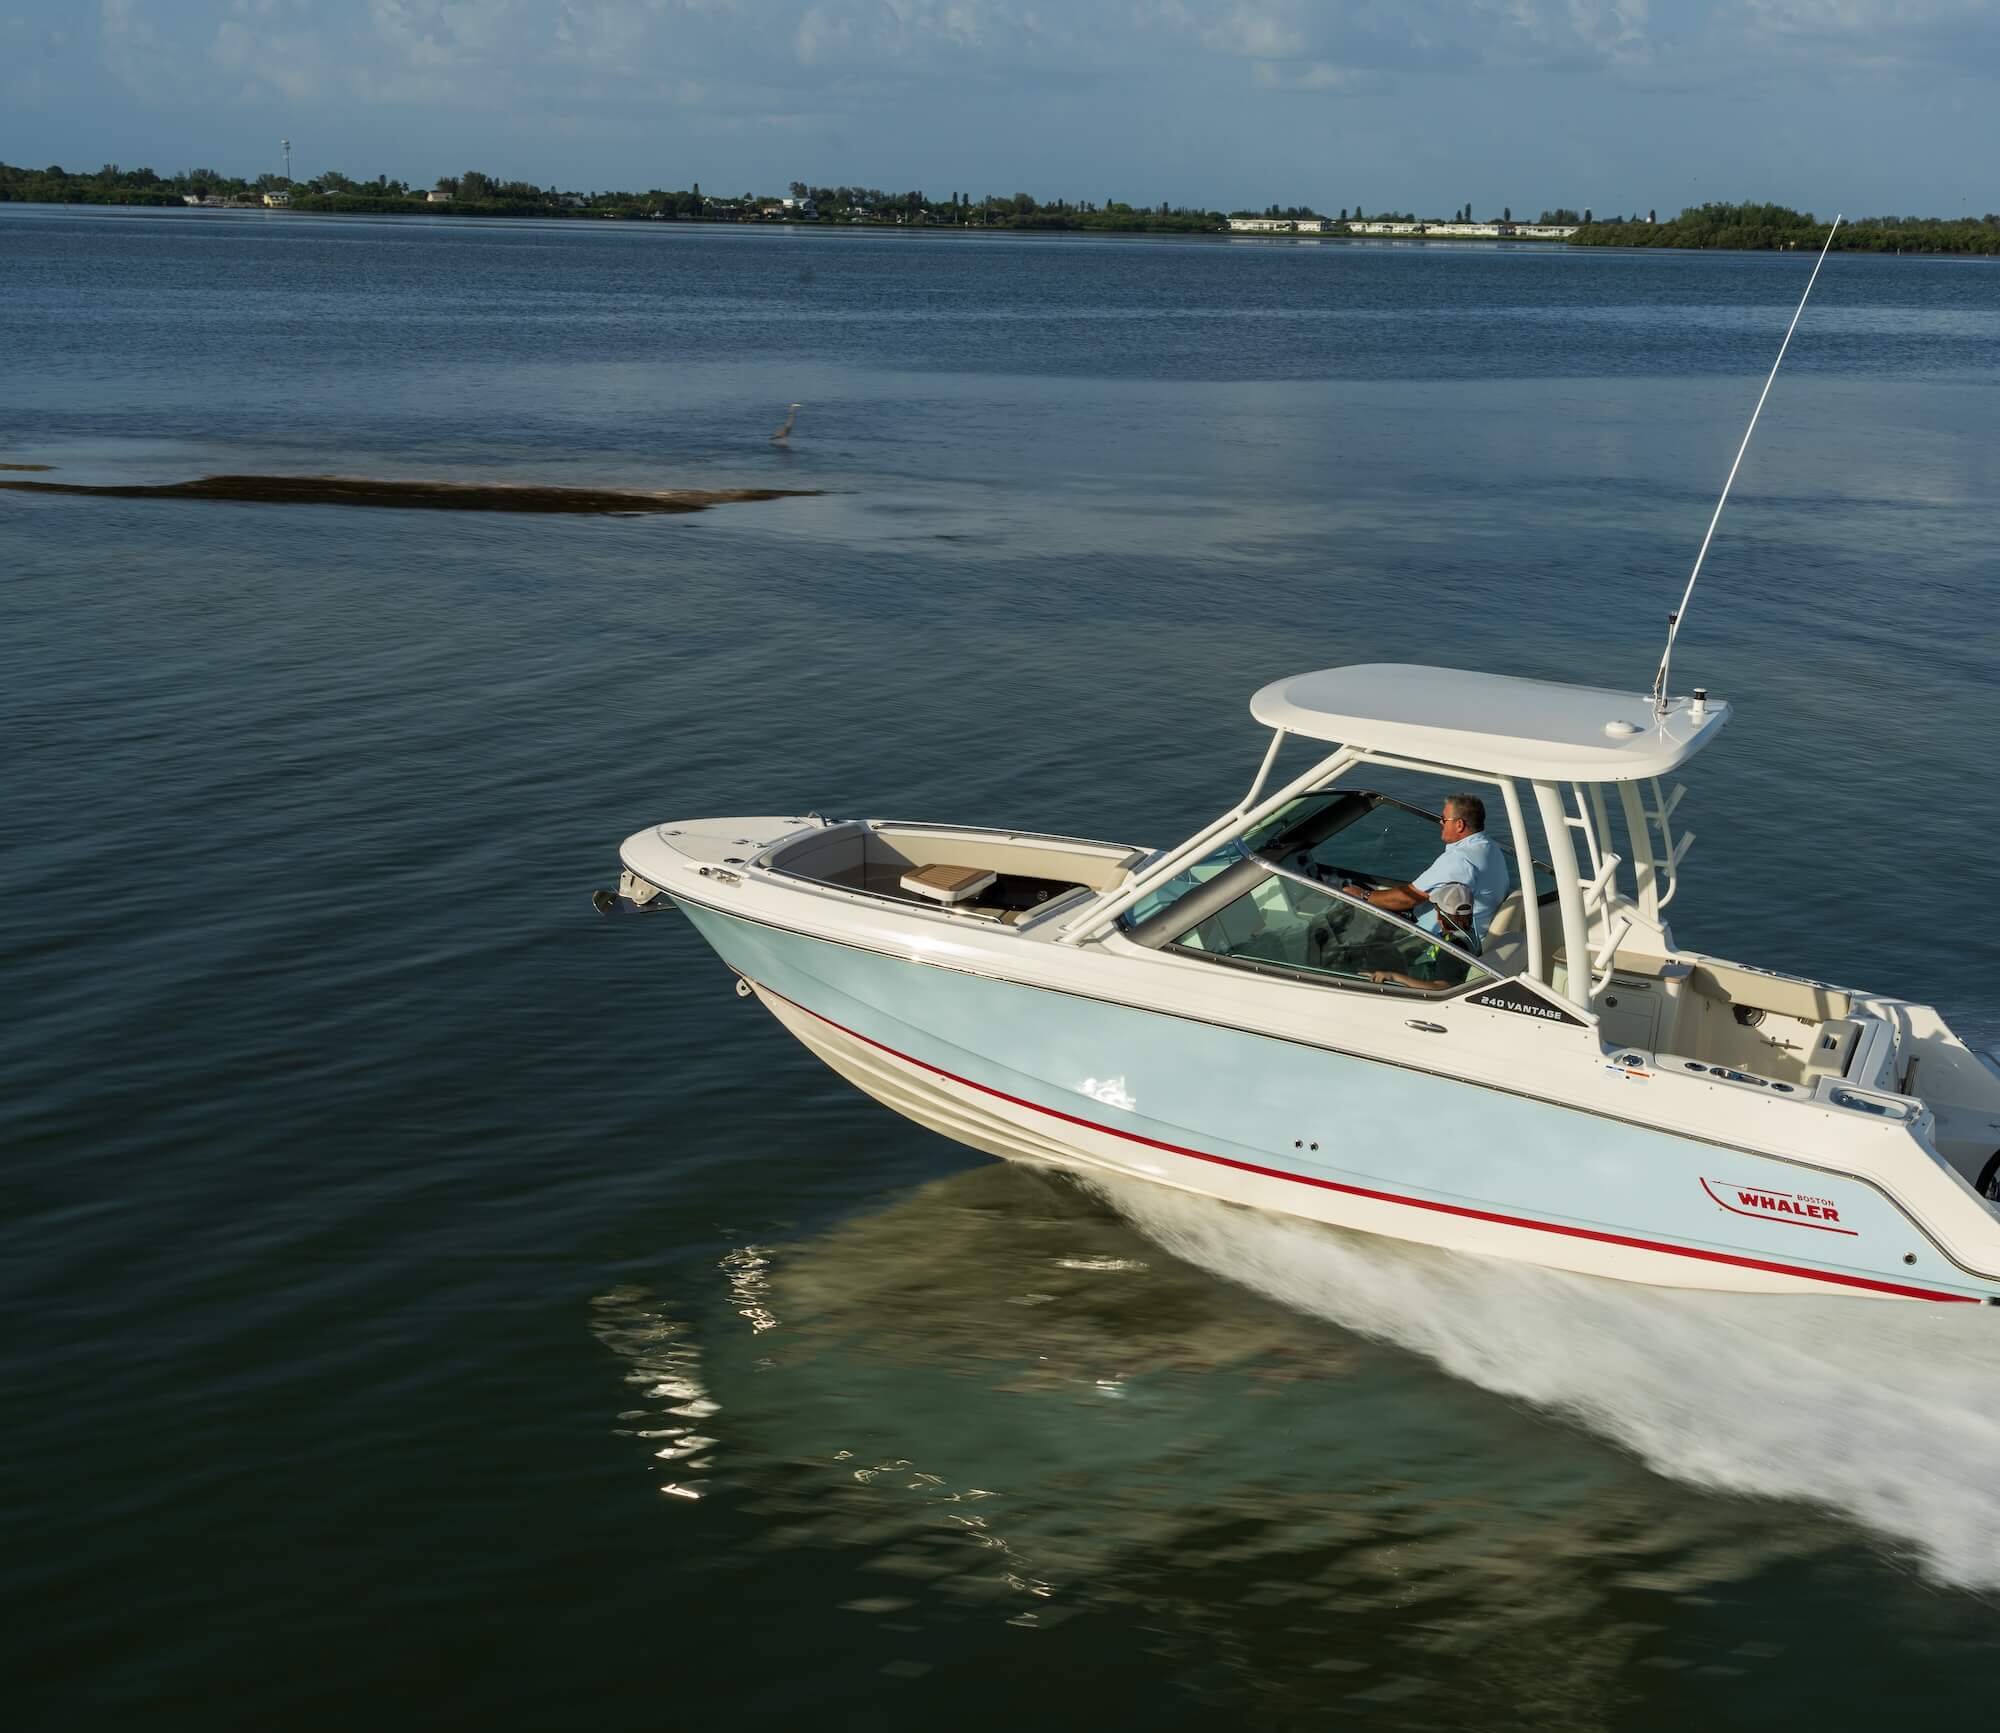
1085, 1174, 2000, 1589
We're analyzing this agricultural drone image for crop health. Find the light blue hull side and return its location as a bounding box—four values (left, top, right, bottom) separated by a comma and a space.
677, 899, 1998, 1302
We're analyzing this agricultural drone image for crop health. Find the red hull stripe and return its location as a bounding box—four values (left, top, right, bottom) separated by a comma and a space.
763, 983, 1981, 1305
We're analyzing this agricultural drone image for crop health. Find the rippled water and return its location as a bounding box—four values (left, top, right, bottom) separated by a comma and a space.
6, 206, 2000, 1729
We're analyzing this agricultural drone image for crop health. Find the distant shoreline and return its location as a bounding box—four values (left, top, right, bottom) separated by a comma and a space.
2, 198, 1567, 241
7, 155, 1997, 253
5, 190, 1996, 256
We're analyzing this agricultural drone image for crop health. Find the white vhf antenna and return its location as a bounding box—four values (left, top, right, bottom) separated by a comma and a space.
1650, 215, 1842, 716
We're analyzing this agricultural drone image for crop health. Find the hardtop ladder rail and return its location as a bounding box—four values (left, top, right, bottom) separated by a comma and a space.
1645, 777, 1693, 912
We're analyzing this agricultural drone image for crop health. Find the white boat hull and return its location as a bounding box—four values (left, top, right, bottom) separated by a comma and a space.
744, 976, 1989, 1302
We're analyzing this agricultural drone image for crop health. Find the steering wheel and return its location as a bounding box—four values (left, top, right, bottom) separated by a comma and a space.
1324, 865, 1400, 891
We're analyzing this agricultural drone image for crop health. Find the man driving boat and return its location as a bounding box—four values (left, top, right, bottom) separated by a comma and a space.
1341, 792, 1509, 951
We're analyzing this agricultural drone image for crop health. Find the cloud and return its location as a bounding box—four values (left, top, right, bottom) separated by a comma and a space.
1741, 0, 2000, 69
773, 0, 1060, 64
1209, 4, 1307, 59
1559, 0, 1649, 63
1747, 0, 1970, 28
210, 6, 322, 102
62, 0, 1991, 211
356, 0, 535, 103
1136, 0, 1653, 88
367, 0, 478, 72
100, 0, 183, 93
793, 4, 850, 64
72, 0, 1996, 143
1251, 58, 1362, 92
553, 0, 661, 70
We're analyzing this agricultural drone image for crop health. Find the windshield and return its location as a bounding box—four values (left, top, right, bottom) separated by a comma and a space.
1122, 788, 1553, 944
1163, 857, 1496, 997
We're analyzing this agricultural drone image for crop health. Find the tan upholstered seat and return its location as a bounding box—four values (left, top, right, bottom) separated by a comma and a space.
901, 863, 998, 905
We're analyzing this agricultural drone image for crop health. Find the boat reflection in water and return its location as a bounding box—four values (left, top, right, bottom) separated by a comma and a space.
586, 1165, 1993, 1715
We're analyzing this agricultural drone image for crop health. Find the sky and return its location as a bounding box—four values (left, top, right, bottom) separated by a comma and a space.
2, 1, 1995, 215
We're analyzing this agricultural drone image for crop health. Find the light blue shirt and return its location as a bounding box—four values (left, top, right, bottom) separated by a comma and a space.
1413, 831, 1510, 948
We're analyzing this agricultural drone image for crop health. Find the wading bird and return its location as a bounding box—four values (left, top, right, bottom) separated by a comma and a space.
771, 403, 802, 443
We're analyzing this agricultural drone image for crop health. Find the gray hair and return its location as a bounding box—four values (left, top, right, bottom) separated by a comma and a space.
1444, 792, 1486, 832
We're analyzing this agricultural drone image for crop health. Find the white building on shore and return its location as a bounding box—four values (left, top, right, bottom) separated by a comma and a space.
1346, 220, 1579, 239
1229, 216, 1580, 239
1227, 217, 1325, 234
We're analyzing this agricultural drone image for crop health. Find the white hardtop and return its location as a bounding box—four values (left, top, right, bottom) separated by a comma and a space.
1249, 663, 1730, 783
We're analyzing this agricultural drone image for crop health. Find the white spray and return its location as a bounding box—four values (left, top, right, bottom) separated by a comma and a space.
1090, 1176, 2000, 1589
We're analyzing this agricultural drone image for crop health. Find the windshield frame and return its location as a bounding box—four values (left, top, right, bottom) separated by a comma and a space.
1127, 833, 1499, 998
1120, 785, 1552, 952
1257, 787, 1558, 907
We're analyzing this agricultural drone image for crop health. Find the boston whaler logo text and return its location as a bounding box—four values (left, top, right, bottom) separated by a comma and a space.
1699, 1177, 1857, 1235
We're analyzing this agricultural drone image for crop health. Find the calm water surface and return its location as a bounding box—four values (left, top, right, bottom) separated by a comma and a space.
5, 207, 2000, 1729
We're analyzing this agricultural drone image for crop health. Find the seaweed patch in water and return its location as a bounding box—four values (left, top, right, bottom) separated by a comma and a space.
0, 473, 820, 515
0, 462, 56, 472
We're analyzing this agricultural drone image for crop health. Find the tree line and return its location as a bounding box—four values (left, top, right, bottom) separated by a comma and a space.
1573, 201, 2000, 255
0, 159, 1230, 229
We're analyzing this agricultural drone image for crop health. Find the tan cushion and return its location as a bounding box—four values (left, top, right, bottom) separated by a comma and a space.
901, 863, 997, 904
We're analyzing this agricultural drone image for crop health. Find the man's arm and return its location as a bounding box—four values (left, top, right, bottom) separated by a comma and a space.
1341, 880, 1426, 913
1367, 968, 1452, 991
1339, 844, 1454, 915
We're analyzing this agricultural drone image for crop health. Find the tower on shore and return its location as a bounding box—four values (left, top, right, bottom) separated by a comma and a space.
282, 138, 291, 183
